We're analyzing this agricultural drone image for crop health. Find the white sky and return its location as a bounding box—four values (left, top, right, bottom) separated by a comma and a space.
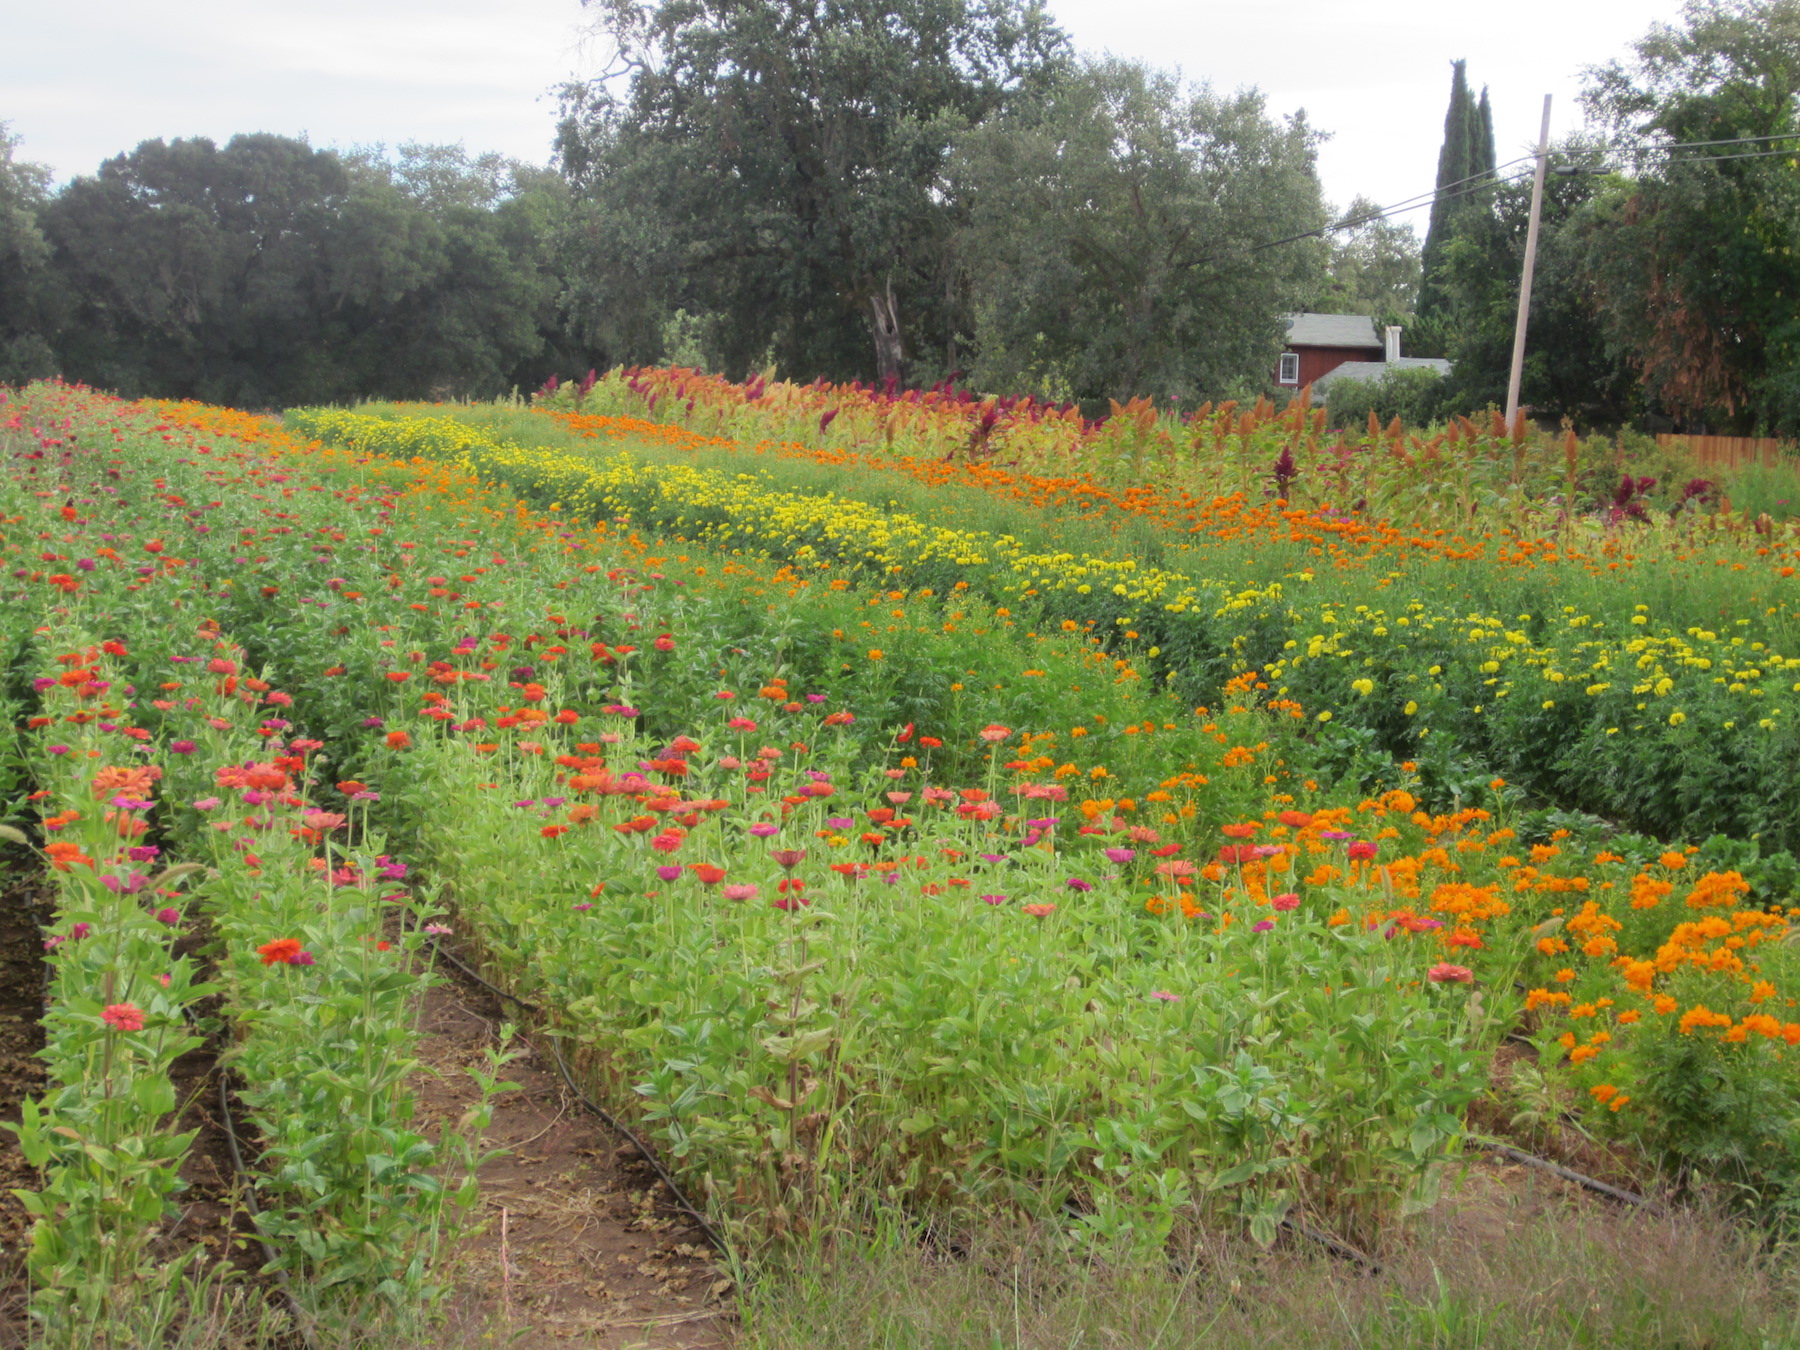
7, 0, 1684, 232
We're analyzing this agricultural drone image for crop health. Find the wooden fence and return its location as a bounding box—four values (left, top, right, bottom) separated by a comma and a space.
1656, 434, 1794, 469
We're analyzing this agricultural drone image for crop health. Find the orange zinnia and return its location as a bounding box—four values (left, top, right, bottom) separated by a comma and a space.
257, 938, 303, 966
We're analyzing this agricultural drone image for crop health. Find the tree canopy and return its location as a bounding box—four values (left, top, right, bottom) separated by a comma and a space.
950, 58, 1327, 404
1314, 196, 1421, 325
2, 134, 593, 406
1576, 0, 1800, 431
556, 0, 1069, 384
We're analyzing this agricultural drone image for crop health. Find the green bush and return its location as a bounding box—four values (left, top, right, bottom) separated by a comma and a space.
1324, 366, 1451, 430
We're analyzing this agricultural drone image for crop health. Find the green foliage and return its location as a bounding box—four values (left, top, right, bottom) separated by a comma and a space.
6, 626, 218, 1337
0, 123, 58, 385
5, 133, 590, 404
1314, 196, 1422, 324
950, 58, 1327, 404
555, 0, 1069, 384
1578, 0, 1800, 432
1430, 137, 1641, 425
1323, 365, 1452, 430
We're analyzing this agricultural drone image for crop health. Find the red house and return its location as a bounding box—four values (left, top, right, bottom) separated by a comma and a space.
1275, 313, 1387, 389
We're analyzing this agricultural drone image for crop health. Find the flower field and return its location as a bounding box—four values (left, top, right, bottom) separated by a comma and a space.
3, 377, 1799, 1332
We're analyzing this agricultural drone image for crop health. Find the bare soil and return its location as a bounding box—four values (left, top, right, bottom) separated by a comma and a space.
413, 957, 735, 1348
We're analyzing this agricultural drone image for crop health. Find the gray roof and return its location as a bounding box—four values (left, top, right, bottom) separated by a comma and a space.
1282, 313, 1382, 350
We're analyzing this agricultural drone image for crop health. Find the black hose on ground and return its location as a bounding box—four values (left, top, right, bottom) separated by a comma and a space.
1482, 1142, 1666, 1212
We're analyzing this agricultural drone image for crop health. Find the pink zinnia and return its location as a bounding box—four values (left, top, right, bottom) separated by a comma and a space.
1103, 847, 1135, 864
1271, 893, 1300, 912
1021, 903, 1056, 918
101, 1003, 145, 1032
721, 884, 759, 902
1428, 962, 1475, 985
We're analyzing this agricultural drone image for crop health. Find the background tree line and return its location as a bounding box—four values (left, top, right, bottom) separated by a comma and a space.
0, 134, 601, 407
2, 0, 1796, 431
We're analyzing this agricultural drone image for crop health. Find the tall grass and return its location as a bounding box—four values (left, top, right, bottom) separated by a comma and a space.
740, 1196, 1799, 1350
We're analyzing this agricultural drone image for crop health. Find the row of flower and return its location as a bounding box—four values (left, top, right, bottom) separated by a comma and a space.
0, 399, 489, 1334
286, 406, 1800, 852
9, 382, 1799, 1270
163, 394, 1800, 1222
525, 366, 1759, 530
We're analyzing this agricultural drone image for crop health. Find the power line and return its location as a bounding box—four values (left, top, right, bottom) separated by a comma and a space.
1192, 129, 1796, 270
1625, 130, 1800, 153
1243, 163, 1536, 258
1647, 144, 1800, 167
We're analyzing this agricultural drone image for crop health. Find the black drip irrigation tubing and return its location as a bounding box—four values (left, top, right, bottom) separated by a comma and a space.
418, 932, 729, 1255
1280, 1215, 1381, 1272
1481, 1142, 1666, 1213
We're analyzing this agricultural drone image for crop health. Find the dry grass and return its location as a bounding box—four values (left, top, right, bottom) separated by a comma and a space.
738, 1173, 1800, 1350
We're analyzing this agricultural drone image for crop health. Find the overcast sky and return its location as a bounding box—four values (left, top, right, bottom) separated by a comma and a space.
8, 0, 1685, 234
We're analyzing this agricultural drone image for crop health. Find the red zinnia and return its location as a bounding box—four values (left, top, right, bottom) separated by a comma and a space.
257, 938, 303, 966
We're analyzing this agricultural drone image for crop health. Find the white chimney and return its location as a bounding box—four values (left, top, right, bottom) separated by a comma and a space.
1384, 325, 1402, 363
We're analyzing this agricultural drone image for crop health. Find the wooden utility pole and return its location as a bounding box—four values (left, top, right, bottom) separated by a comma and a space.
1505, 95, 1553, 428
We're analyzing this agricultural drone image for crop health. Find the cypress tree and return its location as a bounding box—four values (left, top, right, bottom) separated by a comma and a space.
1474, 86, 1496, 179
1415, 61, 1493, 344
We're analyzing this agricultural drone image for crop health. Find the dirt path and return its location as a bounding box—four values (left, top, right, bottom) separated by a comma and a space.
412, 960, 735, 1348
